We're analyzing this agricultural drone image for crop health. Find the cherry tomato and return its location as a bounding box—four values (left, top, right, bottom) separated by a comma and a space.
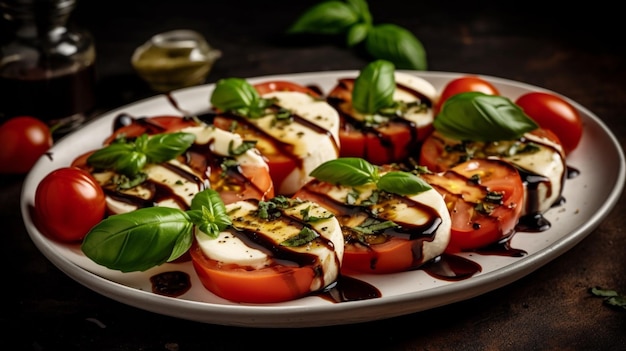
421, 159, 525, 253
515, 92, 583, 155
189, 241, 318, 303
34, 167, 106, 243
0, 116, 53, 174
436, 76, 500, 115
327, 78, 432, 165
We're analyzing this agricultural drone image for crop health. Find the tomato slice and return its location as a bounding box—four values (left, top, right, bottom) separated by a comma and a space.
421, 159, 525, 253
419, 128, 564, 172
327, 78, 433, 165
293, 178, 449, 274
189, 241, 317, 303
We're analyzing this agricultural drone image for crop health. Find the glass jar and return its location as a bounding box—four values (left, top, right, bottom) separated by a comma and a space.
0, 0, 96, 134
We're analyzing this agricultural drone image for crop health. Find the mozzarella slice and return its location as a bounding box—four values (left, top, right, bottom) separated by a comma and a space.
314, 173, 451, 266
393, 72, 438, 129
250, 91, 341, 195
196, 198, 344, 291
503, 132, 566, 215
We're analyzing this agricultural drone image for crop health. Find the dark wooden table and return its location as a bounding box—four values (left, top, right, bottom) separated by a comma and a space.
4, 1, 626, 350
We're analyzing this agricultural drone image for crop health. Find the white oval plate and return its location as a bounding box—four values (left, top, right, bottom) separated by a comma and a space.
21, 71, 625, 328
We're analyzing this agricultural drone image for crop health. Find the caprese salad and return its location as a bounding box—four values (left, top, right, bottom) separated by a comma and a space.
30, 60, 584, 304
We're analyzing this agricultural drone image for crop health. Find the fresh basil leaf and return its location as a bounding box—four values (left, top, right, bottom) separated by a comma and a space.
353, 217, 398, 234
228, 139, 257, 156
115, 151, 148, 176
286, 1, 359, 35
145, 132, 196, 163
87, 132, 194, 177
81, 207, 194, 272
281, 226, 319, 247
346, 0, 372, 25
352, 59, 396, 114
434, 92, 539, 142
188, 188, 232, 238
346, 23, 369, 47
365, 24, 427, 70
378, 171, 431, 196
87, 142, 135, 170
210, 78, 261, 112
310, 157, 378, 186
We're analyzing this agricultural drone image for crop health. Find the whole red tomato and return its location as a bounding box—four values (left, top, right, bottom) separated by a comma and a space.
34, 167, 106, 243
0, 116, 53, 174
515, 92, 583, 155
436, 76, 500, 115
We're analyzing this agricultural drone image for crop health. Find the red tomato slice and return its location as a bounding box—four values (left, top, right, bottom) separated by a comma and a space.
421, 159, 525, 253
293, 179, 444, 274
189, 241, 317, 303
419, 128, 564, 173
436, 76, 500, 115
515, 92, 583, 155
34, 167, 106, 242
327, 78, 432, 165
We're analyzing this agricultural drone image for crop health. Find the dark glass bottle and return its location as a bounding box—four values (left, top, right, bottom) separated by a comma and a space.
0, 0, 96, 133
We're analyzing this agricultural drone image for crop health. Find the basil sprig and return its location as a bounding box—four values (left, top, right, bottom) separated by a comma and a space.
287, 0, 427, 70
310, 157, 431, 196
87, 132, 196, 177
434, 92, 539, 142
81, 189, 232, 272
210, 78, 274, 118
352, 59, 396, 114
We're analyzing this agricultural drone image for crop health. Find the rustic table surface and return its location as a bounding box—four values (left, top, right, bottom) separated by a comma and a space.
4, 1, 625, 350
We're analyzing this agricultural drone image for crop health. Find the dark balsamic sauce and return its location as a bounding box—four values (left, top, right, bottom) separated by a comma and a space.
422, 254, 482, 281
319, 275, 382, 302
150, 271, 192, 297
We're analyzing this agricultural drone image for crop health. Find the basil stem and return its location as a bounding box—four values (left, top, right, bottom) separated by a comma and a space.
81, 189, 231, 273
434, 92, 539, 142
352, 59, 396, 114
